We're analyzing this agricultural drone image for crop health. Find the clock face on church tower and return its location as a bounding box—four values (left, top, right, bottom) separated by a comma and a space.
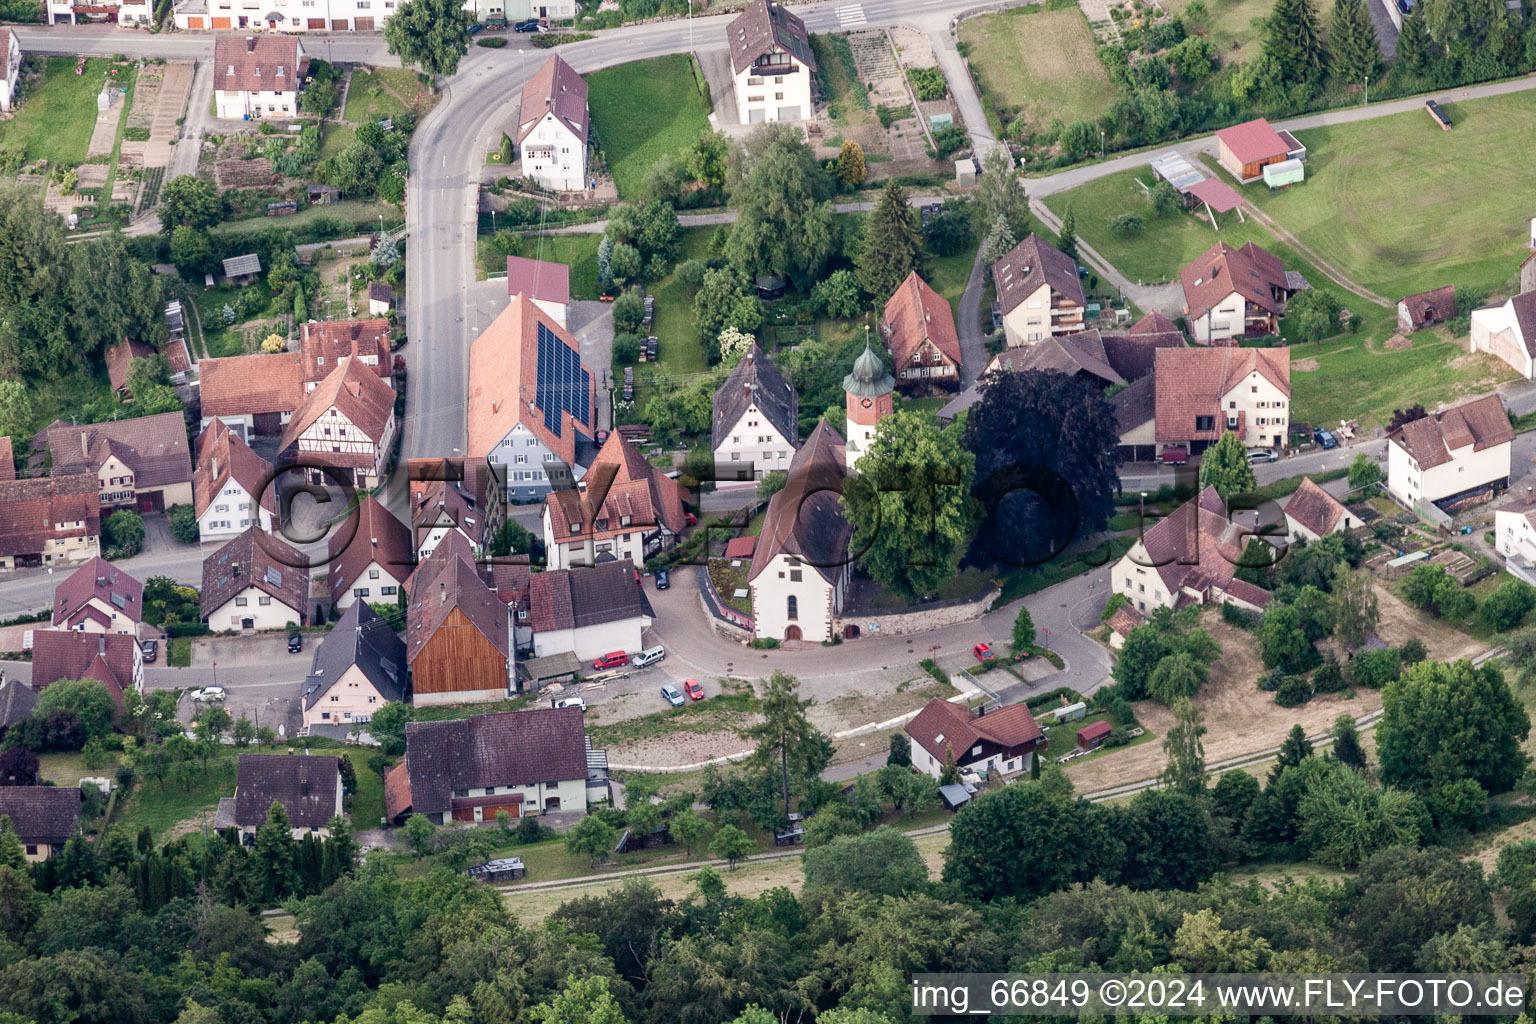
859, 398, 872, 408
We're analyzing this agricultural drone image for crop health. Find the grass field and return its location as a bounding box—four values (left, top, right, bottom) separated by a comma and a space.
345, 751, 387, 827
318, 121, 355, 161
0, 58, 124, 166
587, 55, 711, 199
959, 5, 1120, 137
1232, 91, 1536, 301
343, 67, 438, 124
210, 198, 397, 236
1170, 0, 1272, 59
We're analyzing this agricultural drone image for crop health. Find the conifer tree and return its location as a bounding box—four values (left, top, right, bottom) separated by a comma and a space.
855, 180, 927, 300
1330, 0, 1384, 87
1264, 0, 1326, 83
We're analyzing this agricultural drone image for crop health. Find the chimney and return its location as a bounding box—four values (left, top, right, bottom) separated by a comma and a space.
212, 455, 219, 479
372, 536, 378, 547
81, 432, 89, 458
245, 36, 256, 51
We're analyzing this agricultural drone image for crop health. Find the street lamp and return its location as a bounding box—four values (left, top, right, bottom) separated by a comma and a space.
1363, 74, 1369, 105
1100, 130, 1104, 159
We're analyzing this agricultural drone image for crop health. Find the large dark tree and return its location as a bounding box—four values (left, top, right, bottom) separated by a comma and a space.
158, 175, 226, 230
382, 0, 475, 77
1377, 659, 1530, 795
944, 782, 1120, 900
1349, 845, 1493, 969
1264, 0, 1326, 83
855, 180, 927, 300
741, 672, 833, 823
726, 123, 836, 287
964, 368, 1119, 566
1115, 790, 1219, 890
1330, 0, 1384, 85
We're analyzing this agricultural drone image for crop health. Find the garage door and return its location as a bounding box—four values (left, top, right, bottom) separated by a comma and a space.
777, 107, 801, 122
748, 108, 766, 124
354, 16, 373, 28
307, 17, 324, 27
211, 16, 231, 27
331, 17, 346, 27
186, 14, 204, 26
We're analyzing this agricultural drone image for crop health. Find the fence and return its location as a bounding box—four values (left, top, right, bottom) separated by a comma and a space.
699, 566, 754, 633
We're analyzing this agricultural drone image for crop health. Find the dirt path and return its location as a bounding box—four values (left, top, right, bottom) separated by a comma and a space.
1240, 202, 1393, 307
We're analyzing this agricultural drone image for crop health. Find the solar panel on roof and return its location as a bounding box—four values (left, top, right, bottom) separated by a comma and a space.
535, 322, 590, 438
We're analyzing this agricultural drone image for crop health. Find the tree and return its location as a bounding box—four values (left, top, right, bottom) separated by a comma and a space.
1117, 789, 1219, 890
1168, 34, 1218, 80
671, 808, 709, 857
168, 225, 216, 276
529, 976, 628, 1024
194, 705, 233, 763
693, 267, 763, 361
563, 815, 619, 866
980, 212, 1017, 268
0, 380, 33, 444
36, 679, 117, 740
1284, 286, 1342, 344
609, 243, 642, 287
924, 198, 973, 256
1327, 713, 1366, 770
727, 123, 836, 286
974, 148, 1029, 239
1378, 658, 1530, 794
1265, 0, 1326, 84
810, 269, 862, 319
842, 410, 976, 598
383, 0, 473, 76
1402, 563, 1475, 621
1110, 213, 1144, 237
1010, 605, 1036, 658
836, 140, 867, 187
1058, 204, 1079, 264
104, 508, 145, 558
718, 325, 754, 365
1347, 452, 1384, 493
1397, 2, 1433, 72
1149, 178, 1184, 217
253, 801, 297, 901
855, 180, 927, 301
1112, 609, 1219, 700
681, 129, 729, 193
0, 748, 40, 787
944, 783, 1118, 900
1275, 723, 1314, 776
1297, 759, 1423, 868
369, 702, 411, 756
966, 369, 1120, 565
1330, 0, 1384, 85
1198, 431, 1257, 499
160, 175, 225, 229
1351, 845, 1493, 969
1160, 698, 1207, 797
709, 824, 755, 869
401, 814, 437, 859
1387, 404, 1428, 432
802, 827, 927, 902
1148, 651, 1205, 704
742, 672, 832, 821
1258, 603, 1319, 675
1480, 578, 1536, 632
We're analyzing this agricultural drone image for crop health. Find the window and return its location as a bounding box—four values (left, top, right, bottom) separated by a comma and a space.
381, 586, 396, 596
368, 569, 380, 579
1195, 415, 1215, 431
258, 596, 271, 606
790, 570, 802, 582
775, 92, 784, 100
786, 596, 798, 620
774, 76, 784, 83
331, 695, 340, 702
1228, 401, 1236, 410
748, 76, 763, 85
25, 845, 36, 856
354, 588, 369, 597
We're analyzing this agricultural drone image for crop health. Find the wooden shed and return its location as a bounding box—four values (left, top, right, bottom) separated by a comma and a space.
467, 857, 525, 883
1077, 719, 1113, 752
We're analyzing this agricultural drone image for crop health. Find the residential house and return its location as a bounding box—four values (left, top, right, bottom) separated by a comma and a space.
0, 788, 81, 861
1470, 291, 1536, 379
30, 630, 143, 705
386, 708, 591, 824
278, 356, 397, 489
1494, 491, 1536, 586
1398, 285, 1456, 333
728, 0, 817, 124
1283, 477, 1355, 542
467, 294, 597, 503
192, 418, 277, 543
51, 557, 144, 637
904, 697, 1045, 781
1110, 374, 1159, 462
0, 29, 19, 112
368, 283, 393, 317
1214, 117, 1304, 182
301, 601, 406, 735
46, 413, 194, 514
1386, 395, 1513, 511
711, 344, 799, 482
175, 0, 467, 30
1180, 240, 1300, 343
105, 339, 155, 398
405, 539, 512, 704
986, 324, 1184, 389
506, 256, 571, 328
992, 234, 1087, 346
515, 55, 588, 192
408, 456, 506, 559
529, 562, 651, 661
326, 494, 412, 611
880, 271, 962, 393
1152, 345, 1291, 455
200, 527, 310, 630
299, 318, 393, 392
217, 754, 342, 837
1110, 485, 1273, 615
1105, 603, 1147, 649
0, 678, 39, 739
212, 36, 304, 120
0, 474, 101, 570
199, 352, 307, 437
747, 420, 852, 643
543, 432, 687, 570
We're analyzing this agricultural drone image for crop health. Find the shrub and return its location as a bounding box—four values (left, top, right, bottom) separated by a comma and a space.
1111, 213, 1144, 237
1399, 636, 1428, 666
1313, 655, 1347, 693
1351, 646, 1402, 689
1257, 667, 1284, 692
475, 36, 507, 47
1221, 602, 1259, 630
906, 67, 947, 100
1100, 592, 1129, 622
1275, 675, 1314, 708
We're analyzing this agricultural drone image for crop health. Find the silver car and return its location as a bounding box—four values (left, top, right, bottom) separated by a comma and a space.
660, 684, 685, 707
1246, 447, 1278, 464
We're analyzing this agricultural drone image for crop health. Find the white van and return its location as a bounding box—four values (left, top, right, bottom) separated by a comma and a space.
551, 696, 586, 712
632, 645, 666, 668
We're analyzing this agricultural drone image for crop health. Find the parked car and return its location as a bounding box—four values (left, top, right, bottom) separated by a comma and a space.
141, 639, 158, 663
684, 679, 705, 701
188, 687, 225, 702
551, 696, 586, 711
684, 512, 698, 527
661, 684, 686, 707
632, 645, 666, 668
287, 633, 303, 653
513, 18, 542, 30
1314, 428, 1338, 450
973, 642, 996, 662
468, 21, 483, 33
593, 650, 629, 671
654, 569, 671, 590
1159, 446, 1189, 465
1247, 447, 1278, 464
1397, 0, 1413, 12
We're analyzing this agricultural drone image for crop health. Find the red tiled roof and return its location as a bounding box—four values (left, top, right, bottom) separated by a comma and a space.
1153, 346, 1290, 443
29, 630, 137, 705
299, 319, 391, 386
213, 34, 301, 96
279, 356, 396, 466
405, 541, 509, 665
1388, 393, 1513, 469
1180, 240, 1289, 323
383, 761, 412, 821
747, 419, 849, 586
0, 474, 100, 559
408, 457, 501, 550
724, 535, 757, 559
326, 495, 413, 602
1078, 720, 1113, 743
1131, 311, 1180, 335
402, 709, 588, 816
505, 256, 571, 306
232, 753, 340, 830
52, 556, 143, 629
47, 412, 192, 492
200, 527, 309, 620
545, 433, 687, 548
992, 233, 1085, 315
881, 271, 962, 374
105, 339, 155, 395
516, 54, 588, 146
1215, 117, 1288, 165
199, 352, 307, 419
1106, 603, 1146, 637
1186, 177, 1244, 213
1132, 485, 1252, 598
1398, 285, 1455, 329
528, 562, 645, 632
728, 0, 817, 76
193, 418, 277, 520
0, 787, 81, 846
904, 697, 1044, 765
1284, 477, 1348, 537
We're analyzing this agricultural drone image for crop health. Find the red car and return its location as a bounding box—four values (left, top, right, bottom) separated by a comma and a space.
593, 651, 629, 671
973, 642, 997, 662
684, 512, 698, 527
684, 679, 705, 701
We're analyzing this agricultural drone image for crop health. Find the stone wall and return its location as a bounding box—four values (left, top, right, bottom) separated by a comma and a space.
834, 587, 1000, 639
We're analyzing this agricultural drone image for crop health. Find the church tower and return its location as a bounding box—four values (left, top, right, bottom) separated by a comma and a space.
843, 335, 894, 475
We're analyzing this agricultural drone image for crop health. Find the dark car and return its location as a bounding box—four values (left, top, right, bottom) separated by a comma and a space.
1396, 0, 1413, 12
287, 633, 303, 653
654, 569, 670, 590
142, 639, 158, 663
513, 18, 541, 30
1314, 428, 1338, 450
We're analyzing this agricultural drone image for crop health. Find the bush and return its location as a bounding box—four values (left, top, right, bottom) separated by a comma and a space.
1221, 602, 1259, 630
1275, 675, 1314, 708
167, 504, 200, 544
1400, 636, 1427, 666
1257, 667, 1284, 692
1100, 592, 1129, 623
907, 67, 947, 100
1111, 214, 1144, 237
612, 290, 646, 334
612, 333, 641, 365
475, 36, 507, 47
1313, 655, 1347, 693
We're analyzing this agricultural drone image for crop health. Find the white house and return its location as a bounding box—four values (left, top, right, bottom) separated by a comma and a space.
528, 563, 651, 662
193, 419, 276, 543
51, 557, 144, 638
515, 55, 588, 193
325, 495, 412, 612
213, 36, 303, 121
904, 698, 1045, 781
1153, 346, 1291, 454
301, 601, 406, 735
1470, 291, 1536, 379
712, 345, 799, 482
200, 528, 310, 630
0, 788, 81, 863
0, 475, 100, 571
278, 356, 397, 490
1387, 395, 1513, 511
1180, 240, 1298, 343
728, 0, 817, 124
1282, 477, 1355, 543
219, 755, 342, 838
0, 30, 20, 113
542, 433, 686, 571
992, 234, 1087, 347
1111, 486, 1273, 616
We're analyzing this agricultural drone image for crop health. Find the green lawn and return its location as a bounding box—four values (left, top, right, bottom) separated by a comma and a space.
318, 121, 356, 161
958, 5, 1121, 137
343, 67, 438, 124
0, 57, 125, 166
926, 226, 980, 323
1225, 91, 1536, 301
211, 198, 399, 237
36, 750, 120, 787
345, 750, 387, 828
1169, 0, 1272, 59
586, 55, 711, 199
478, 231, 603, 295
115, 757, 240, 838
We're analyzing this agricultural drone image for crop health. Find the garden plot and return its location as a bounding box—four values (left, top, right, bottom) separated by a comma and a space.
86, 84, 127, 159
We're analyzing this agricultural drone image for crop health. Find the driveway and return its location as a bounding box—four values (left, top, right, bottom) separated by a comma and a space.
190, 633, 299, 668
570, 299, 614, 424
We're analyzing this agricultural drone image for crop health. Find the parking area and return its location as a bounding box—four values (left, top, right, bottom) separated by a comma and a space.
190, 633, 302, 667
